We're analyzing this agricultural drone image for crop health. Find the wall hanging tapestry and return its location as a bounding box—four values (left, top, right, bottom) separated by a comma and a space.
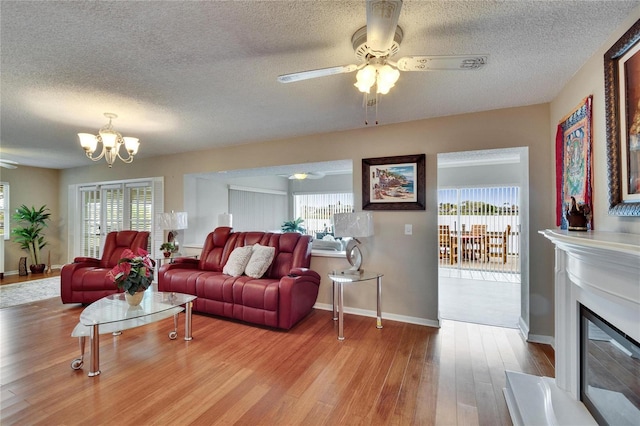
556, 95, 593, 230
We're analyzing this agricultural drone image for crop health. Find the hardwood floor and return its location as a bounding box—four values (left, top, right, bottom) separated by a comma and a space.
0, 269, 61, 286
0, 297, 554, 425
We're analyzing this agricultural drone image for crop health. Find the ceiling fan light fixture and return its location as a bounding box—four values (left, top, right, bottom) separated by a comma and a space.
355, 65, 377, 93
376, 64, 400, 94
354, 62, 400, 95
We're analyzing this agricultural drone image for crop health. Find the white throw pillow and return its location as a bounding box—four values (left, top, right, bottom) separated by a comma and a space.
222, 246, 253, 277
244, 244, 276, 279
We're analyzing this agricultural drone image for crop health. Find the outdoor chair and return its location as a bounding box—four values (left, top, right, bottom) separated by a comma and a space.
470, 224, 488, 262
487, 225, 511, 263
438, 225, 458, 264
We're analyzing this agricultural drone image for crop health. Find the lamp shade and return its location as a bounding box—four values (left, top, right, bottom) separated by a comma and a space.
333, 212, 374, 238
217, 213, 233, 227
157, 211, 188, 230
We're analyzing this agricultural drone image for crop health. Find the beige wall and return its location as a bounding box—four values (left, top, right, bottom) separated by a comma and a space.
4, 7, 637, 343
550, 8, 640, 235
59, 103, 554, 337
1, 166, 61, 271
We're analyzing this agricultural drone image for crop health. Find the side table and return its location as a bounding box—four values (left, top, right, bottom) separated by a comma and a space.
155, 254, 198, 281
328, 269, 383, 340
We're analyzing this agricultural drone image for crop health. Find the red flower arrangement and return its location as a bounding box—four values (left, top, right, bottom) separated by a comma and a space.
107, 248, 154, 295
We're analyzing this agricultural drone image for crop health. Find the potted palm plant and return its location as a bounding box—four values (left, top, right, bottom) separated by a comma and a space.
281, 217, 306, 233
11, 204, 51, 274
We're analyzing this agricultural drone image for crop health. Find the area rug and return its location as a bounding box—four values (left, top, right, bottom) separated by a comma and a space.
0, 277, 61, 308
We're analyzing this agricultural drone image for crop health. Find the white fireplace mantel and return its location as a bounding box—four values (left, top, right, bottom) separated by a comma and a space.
504, 229, 640, 426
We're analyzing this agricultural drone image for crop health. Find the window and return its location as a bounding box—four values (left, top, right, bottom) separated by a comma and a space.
0, 182, 8, 240
293, 192, 354, 236
229, 186, 287, 232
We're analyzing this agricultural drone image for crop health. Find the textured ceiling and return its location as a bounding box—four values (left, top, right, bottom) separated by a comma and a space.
1, 1, 638, 170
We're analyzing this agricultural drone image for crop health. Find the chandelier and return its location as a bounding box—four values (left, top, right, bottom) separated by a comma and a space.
78, 113, 140, 168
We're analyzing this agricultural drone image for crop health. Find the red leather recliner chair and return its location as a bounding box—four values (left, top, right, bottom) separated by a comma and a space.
61, 230, 150, 304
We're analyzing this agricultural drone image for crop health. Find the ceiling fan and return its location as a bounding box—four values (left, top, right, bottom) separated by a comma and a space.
0, 159, 18, 169
287, 172, 325, 180
277, 0, 487, 122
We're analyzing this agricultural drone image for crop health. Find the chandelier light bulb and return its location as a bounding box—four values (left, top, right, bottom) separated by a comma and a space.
78, 133, 98, 154
123, 137, 140, 155
99, 130, 118, 149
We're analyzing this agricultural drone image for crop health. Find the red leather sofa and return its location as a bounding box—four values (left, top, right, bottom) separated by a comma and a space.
61, 230, 150, 304
158, 227, 321, 330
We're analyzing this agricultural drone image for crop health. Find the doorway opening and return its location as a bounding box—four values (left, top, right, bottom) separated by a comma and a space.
437, 148, 526, 329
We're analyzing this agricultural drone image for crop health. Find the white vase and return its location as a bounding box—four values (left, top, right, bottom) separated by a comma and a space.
124, 291, 145, 306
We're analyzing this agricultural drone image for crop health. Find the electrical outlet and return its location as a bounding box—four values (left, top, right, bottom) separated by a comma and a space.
405, 224, 412, 235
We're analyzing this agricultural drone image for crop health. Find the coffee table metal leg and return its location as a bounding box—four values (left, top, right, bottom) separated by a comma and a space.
376, 276, 383, 329
169, 312, 179, 340
88, 324, 100, 377
71, 336, 85, 370
338, 282, 345, 341
332, 280, 338, 321
184, 301, 193, 341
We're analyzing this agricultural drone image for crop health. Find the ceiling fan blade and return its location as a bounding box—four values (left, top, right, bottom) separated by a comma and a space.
277, 64, 358, 83
366, 0, 403, 57
394, 55, 488, 71
0, 159, 18, 169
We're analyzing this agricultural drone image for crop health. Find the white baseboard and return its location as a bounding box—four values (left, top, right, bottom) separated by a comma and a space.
527, 333, 555, 347
518, 316, 530, 339
313, 302, 440, 329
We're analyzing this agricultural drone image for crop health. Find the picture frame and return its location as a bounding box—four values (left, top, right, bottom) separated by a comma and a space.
362, 154, 425, 211
605, 19, 640, 216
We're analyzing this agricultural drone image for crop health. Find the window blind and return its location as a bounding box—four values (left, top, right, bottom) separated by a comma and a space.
229, 187, 287, 232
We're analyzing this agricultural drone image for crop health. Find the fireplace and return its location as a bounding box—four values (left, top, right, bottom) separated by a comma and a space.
504, 230, 640, 425
580, 304, 640, 425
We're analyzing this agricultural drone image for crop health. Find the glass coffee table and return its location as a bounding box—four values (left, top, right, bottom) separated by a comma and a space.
70, 291, 196, 377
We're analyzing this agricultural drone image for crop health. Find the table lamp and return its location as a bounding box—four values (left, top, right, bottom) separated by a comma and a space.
333, 211, 374, 272
157, 211, 188, 253
217, 212, 233, 228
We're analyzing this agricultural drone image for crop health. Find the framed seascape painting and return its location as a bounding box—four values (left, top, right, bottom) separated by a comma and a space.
605, 19, 640, 216
362, 154, 425, 211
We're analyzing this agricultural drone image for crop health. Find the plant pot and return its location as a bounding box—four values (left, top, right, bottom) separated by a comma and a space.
124, 291, 145, 307
30, 264, 46, 274
163, 252, 171, 258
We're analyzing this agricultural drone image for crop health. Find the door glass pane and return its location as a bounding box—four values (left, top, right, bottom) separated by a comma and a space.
129, 186, 152, 251
104, 187, 124, 234
81, 188, 101, 258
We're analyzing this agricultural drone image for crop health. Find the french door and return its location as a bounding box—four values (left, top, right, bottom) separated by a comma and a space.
71, 178, 163, 259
